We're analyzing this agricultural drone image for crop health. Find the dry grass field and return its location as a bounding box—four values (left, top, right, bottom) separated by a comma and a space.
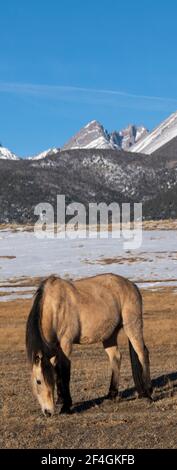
1, 286, 177, 449
1, 218, 177, 233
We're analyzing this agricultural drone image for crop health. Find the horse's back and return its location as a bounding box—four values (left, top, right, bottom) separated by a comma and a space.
74, 273, 140, 305
40, 273, 142, 345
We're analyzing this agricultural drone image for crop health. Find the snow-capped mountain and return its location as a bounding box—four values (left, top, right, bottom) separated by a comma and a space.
0, 122, 148, 160
28, 147, 59, 160
62, 120, 148, 151
62, 121, 115, 150
0, 146, 19, 160
110, 125, 148, 150
131, 111, 177, 154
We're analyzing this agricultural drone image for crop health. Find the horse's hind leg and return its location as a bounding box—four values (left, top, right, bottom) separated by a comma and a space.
103, 334, 122, 399
124, 324, 152, 398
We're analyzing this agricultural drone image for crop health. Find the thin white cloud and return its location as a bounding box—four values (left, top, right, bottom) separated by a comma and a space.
0, 81, 177, 110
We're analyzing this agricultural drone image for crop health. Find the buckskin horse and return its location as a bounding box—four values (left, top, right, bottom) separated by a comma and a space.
26, 274, 152, 416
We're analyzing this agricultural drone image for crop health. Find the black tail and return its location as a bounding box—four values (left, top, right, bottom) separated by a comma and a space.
129, 340, 150, 398
26, 280, 54, 363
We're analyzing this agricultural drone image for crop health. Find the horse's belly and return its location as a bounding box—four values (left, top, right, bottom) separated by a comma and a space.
78, 307, 121, 344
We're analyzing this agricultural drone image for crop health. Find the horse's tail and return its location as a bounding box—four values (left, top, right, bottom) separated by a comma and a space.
26, 280, 46, 363
128, 340, 151, 397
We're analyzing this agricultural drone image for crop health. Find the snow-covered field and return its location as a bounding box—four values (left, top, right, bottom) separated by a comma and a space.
0, 229, 177, 300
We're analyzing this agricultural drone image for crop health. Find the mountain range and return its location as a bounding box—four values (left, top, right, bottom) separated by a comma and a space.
62, 120, 148, 151
1, 109, 177, 160
1, 110, 177, 223
1, 142, 177, 223
0, 120, 148, 160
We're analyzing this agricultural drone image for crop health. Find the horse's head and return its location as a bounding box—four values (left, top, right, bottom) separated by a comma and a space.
31, 352, 56, 416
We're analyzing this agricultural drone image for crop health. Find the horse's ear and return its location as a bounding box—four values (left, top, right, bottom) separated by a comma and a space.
34, 353, 42, 365
50, 356, 57, 367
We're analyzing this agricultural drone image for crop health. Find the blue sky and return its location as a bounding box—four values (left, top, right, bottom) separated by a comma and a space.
1, 0, 177, 156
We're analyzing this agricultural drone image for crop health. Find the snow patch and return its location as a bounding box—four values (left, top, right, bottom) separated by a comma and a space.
0, 146, 19, 160
28, 148, 59, 160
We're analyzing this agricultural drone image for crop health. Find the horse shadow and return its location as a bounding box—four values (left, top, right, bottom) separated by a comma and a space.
71, 371, 177, 414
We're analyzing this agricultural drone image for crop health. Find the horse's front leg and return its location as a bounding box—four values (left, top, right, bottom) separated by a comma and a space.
57, 339, 72, 414
54, 358, 63, 405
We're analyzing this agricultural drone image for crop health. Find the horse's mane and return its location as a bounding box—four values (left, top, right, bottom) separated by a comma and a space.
26, 277, 57, 365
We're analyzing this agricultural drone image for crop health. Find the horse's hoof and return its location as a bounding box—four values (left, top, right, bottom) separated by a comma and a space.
106, 390, 119, 400
60, 405, 72, 414
138, 393, 153, 403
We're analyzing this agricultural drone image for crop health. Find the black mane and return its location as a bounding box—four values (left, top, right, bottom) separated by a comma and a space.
26, 279, 57, 364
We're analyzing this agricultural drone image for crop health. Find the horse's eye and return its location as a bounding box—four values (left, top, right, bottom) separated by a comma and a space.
36, 379, 41, 385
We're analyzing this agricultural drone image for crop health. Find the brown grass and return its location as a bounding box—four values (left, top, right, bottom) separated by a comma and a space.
85, 256, 145, 265
1, 288, 177, 449
1, 218, 177, 233
0, 276, 43, 288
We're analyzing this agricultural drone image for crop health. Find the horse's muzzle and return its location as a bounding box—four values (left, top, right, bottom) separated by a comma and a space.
44, 409, 52, 417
